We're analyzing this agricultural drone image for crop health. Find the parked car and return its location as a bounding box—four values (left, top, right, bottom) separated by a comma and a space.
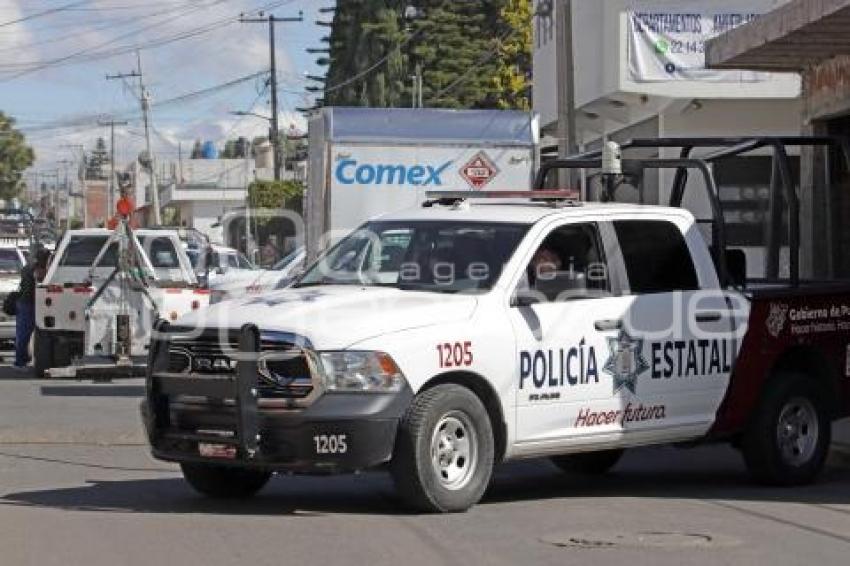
209, 246, 305, 304
0, 242, 27, 359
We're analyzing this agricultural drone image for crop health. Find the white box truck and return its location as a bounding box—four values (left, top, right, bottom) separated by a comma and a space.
304, 107, 539, 260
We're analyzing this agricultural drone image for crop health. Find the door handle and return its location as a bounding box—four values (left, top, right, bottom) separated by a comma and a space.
695, 312, 723, 323
594, 319, 622, 332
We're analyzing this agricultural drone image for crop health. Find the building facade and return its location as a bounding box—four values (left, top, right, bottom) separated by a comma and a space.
533, 0, 801, 276
707, 0, 850, 280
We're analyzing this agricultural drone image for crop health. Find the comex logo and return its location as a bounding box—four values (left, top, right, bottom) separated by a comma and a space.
335, 156, 452, 187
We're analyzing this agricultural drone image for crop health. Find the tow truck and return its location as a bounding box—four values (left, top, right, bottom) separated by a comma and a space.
143, 137, 850, 512
35, 201, 209, 379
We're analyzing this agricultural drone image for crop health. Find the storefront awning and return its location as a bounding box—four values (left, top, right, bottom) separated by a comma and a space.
706, 0, 850, 72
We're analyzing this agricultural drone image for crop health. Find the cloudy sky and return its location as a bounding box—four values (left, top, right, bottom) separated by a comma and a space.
0, 0, 326, 178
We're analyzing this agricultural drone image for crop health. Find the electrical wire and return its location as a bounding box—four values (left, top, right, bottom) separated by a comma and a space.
428, 29, 516, 103
0, 1, 209, 54
0, 0, 297, 80
0, 0, 228, 72
17, 69, 276, 136
322, 27, 424, 95
0, 1, 90, 29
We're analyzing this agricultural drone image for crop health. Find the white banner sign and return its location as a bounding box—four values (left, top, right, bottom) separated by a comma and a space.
628, 11, 769, 82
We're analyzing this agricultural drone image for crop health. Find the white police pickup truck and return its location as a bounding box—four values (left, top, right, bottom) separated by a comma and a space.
143, 189, 850, 512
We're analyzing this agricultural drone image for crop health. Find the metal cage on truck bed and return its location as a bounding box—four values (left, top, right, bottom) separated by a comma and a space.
536, 136, 850, 287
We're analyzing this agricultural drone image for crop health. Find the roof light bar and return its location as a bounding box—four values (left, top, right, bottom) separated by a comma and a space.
425, 190, 580, 201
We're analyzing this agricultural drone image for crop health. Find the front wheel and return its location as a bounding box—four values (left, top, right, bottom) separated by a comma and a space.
742, 372, 831, 486
180, 463, 271, 499
390, 384, 494, 513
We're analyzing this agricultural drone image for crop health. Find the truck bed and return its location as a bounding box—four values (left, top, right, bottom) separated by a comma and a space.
710, 281, 850, 437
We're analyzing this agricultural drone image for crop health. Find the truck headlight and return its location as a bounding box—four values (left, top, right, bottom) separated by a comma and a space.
318, 351, 406, 392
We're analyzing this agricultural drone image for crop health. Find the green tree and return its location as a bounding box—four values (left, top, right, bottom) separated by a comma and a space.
490, 0, 532, 110
0, 111, 35, 200
85, 137, 109, 180
323, 1, 531, 110
221, 139, 238, 159
247, 179, 305, 215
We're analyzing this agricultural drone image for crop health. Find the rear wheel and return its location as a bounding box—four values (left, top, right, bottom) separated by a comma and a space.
390, 384, 494, 513
742, 372, 831, 486
551, 449, 624, 475
180, 463, 271, 499
33, 328, 53, 379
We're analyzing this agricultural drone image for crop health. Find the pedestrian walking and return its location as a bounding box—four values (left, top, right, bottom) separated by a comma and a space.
14, 248, 50, 369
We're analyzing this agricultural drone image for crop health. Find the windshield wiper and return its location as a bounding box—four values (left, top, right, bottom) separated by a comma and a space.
397, 284, 460, 294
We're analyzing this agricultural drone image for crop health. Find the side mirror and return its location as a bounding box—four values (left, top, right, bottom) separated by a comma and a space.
511, 291, 542, 308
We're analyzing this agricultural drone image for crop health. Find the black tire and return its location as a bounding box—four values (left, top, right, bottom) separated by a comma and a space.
33, 328, 53, 379
742, 372, 831, 486
551, 449, 624, 475
390, 384, 494, 513
180, 463, 271, 499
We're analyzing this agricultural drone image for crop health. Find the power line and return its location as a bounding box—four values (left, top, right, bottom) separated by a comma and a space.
239, 9, 304, 181
321, 28, 424, 96
153, 71, 269, 108
16, 69, 282, 135
106, 51, 161, 224
98, 119, 128, 211
428, 29, 515, 103
0, 0, 297, 80
0, 0, 227, 73
0, 1, 210, 54
0, 1, 89, 29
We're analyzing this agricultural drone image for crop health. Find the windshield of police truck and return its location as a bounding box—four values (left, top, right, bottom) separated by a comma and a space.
295, 221, 529, 293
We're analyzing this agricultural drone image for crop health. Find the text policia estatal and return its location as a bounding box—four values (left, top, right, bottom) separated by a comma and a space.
519, 338, 733, 390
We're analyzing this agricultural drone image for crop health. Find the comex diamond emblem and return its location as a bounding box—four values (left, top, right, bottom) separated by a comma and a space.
459, 151, 500, 190
603, 329, 650, 395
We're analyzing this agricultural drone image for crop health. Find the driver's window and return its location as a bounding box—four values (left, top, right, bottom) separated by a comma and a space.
520, 223, 609, 302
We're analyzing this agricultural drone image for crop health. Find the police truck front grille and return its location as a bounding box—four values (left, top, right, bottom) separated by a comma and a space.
165, 333, 315, 401
167, 339, 239, 375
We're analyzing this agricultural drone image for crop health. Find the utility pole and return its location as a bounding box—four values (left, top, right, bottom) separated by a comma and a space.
107, 51, 161, 224
99, 119, 128, 216
418, 64, 424, 109
409, 66, 423, 108
60, 144, 85, 227
239, 11, 304, 181
555, 0, 578, 189
57, 159, 77, 227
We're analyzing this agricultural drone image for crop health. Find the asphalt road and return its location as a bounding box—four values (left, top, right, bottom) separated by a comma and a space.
0, 369, 848, 566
